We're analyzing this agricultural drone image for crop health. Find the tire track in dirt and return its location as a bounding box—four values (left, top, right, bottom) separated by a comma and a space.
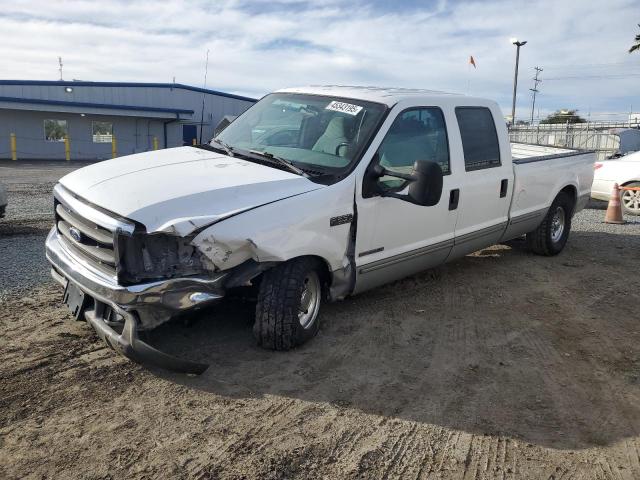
3, 203, 640, 478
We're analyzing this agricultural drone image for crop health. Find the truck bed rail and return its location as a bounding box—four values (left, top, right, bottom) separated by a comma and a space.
511, 142, 594, 164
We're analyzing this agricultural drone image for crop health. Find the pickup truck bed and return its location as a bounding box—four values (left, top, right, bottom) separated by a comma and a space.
503, 142, 594, 243
511, 142, 586, 163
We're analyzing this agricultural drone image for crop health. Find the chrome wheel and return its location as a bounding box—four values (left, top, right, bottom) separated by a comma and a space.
550, 206, 565, 243
298, 271, 321, 329
622, 188, 640, 214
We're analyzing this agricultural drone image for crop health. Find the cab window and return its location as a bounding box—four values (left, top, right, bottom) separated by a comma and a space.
375, 107, 450, 189
455, 107, 501, 171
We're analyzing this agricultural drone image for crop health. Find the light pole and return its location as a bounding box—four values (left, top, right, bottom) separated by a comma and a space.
510, 38, 527, 126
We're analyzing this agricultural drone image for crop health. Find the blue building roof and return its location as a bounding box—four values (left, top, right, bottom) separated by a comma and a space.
0, 95, 194, 116
0, 80, 257, 103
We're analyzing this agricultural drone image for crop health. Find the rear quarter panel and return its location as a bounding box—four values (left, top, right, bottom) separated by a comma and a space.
592, 156, 640, 199
511, 152, 594, 218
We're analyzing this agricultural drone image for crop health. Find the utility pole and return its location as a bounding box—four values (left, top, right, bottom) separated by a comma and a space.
198, 49, 210, 144
510, 38, 527, 126
58, 56, 63, 81
529, 66, 543, 125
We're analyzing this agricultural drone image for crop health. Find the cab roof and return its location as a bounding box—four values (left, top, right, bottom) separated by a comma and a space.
276, 85, 463, 107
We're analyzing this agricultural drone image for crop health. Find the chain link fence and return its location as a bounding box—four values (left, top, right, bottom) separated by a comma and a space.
509, 121, 640, 161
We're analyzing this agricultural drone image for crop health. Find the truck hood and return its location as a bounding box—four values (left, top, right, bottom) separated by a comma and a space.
59, 146, 323, 235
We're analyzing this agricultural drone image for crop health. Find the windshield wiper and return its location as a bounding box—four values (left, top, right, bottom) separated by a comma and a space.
248, 149, 308, 177
211, 138, 235, 156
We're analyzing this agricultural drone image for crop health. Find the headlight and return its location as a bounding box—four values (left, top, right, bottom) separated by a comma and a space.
117, 233, 205, 284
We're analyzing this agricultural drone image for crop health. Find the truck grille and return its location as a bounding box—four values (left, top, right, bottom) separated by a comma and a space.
53, 184, 135, 280
55, 202, 116, 275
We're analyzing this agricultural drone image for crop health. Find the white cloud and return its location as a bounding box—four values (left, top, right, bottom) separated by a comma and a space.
0, 0, 638, 120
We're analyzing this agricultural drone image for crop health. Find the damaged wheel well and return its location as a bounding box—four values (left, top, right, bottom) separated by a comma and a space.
224, 255, 333, 291
303, 255, 332, 286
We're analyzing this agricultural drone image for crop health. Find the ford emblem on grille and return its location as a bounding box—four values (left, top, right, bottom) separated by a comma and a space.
69, 227, 83, 242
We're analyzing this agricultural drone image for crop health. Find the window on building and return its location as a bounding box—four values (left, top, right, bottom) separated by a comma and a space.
375, 107, 450, 189
455, 107, 501, 171
92, 121, 113, 143
44, 119, 68, 142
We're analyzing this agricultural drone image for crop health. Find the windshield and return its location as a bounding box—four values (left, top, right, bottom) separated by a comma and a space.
214, 93, 387, 173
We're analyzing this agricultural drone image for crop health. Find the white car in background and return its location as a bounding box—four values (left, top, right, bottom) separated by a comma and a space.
0, 182, 7, 218
591, 150, 640, 215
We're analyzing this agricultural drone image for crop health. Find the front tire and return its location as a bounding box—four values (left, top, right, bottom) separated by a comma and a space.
526, 192, 574, 256
621, 182, 640, 216
253, 258, 323, 351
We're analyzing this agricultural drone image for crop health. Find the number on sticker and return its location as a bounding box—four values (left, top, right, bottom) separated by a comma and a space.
325, 101, 363, 116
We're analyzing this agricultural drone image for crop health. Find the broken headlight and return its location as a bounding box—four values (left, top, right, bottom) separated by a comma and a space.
117, 233, 206, 284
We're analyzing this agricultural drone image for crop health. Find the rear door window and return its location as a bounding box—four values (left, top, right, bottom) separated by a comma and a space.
455, 107, 501, 171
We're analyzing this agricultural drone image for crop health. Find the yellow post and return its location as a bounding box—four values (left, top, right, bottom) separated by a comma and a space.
10, 133, 17, 161
153, 136, 158, 150
64, 135, 70, 161
192, 137, 197, 146
111, 135, 117, 159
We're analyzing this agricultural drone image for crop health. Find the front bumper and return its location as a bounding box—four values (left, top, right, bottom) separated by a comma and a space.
45, 227, 227, 374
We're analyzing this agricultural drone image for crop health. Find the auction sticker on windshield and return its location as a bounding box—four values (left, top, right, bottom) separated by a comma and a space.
325, 101, 363, 116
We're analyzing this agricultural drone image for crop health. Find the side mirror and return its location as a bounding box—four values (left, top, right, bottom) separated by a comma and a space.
366, 159, 443, 206
407, 160, 443, 206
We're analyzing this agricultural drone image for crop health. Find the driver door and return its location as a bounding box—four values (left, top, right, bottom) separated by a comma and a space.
354, 106, 460, 293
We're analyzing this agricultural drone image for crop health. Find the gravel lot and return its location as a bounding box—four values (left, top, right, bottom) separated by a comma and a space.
1, 161, 640, 479
0, 161, 89, 300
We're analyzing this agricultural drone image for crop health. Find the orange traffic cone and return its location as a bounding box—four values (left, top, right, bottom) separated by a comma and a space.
604, 183, 625, 224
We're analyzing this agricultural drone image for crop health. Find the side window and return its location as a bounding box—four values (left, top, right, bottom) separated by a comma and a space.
375, 107, 450, 189
92, 121, 113, 143
455, 107, 501, 171
44, 119, 68, 142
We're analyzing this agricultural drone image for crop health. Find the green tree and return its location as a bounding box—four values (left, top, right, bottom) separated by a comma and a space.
630, 24, 640, 53
540, 110, 587, 124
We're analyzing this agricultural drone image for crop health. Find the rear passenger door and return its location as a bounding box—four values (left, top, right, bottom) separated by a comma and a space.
449, 106, 514, 258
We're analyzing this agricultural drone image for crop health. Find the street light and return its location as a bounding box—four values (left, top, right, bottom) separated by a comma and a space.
510, 38, 527, 126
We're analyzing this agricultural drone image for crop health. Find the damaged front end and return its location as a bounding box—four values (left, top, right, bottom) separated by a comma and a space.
46, 178, 353, 374
45, 185, 249, 374
47, 224, 229, 374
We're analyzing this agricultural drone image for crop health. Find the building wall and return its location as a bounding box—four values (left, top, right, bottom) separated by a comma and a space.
0, 109, 167, 160
0, 82, 256, 160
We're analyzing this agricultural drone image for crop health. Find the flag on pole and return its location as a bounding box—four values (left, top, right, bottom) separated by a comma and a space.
469, 55, 477, 68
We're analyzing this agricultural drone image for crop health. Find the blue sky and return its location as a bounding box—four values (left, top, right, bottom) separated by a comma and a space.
0, 0, 638, 121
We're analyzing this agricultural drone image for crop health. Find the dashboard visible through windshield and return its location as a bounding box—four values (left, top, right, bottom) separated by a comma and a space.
213, 93, 387, 176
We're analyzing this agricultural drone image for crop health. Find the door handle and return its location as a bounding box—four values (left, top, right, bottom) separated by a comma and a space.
500, 179, 509, 198
449, 189, 460, 211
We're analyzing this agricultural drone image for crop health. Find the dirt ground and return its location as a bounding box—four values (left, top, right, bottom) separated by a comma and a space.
1, 162, 640, 479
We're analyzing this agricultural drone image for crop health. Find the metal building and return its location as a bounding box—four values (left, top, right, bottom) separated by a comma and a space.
0, 80, 255, 161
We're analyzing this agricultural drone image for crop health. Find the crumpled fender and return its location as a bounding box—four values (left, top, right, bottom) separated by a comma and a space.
191, 179, 356, 276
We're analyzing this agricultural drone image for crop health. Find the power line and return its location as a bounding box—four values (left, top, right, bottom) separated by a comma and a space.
545, 73, 640, 80
543, 61, 640, 69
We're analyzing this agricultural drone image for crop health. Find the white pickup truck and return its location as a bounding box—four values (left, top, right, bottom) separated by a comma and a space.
45, 86, 595, 373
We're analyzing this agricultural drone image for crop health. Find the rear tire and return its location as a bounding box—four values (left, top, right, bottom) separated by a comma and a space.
621, 182, 640, 216
253, 257, 323, 351
526, 192, 574, 256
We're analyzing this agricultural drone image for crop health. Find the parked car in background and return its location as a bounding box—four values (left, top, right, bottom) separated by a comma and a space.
0, 182, 7, 218
591, 150, 640, 215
